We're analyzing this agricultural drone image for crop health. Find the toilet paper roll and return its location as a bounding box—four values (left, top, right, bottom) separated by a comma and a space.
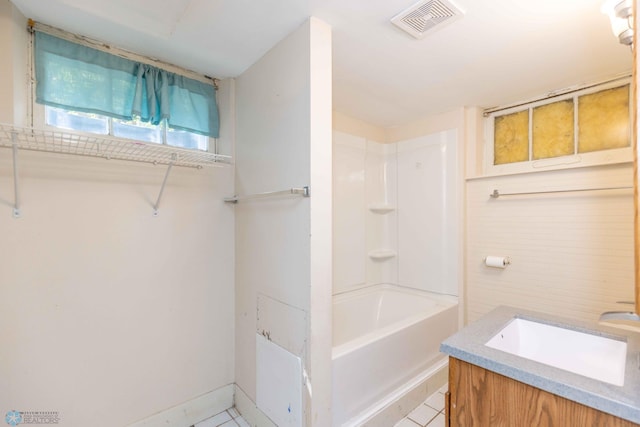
485, 256, 510, 268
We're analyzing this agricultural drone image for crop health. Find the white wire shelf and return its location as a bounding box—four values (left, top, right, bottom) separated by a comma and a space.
0, 123, 232, 168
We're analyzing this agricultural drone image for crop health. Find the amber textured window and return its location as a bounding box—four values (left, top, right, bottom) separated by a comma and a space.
491, 82, 630, 167
494, 110, 529, 165
532, 100, 574, 160
578, 85, 630, 153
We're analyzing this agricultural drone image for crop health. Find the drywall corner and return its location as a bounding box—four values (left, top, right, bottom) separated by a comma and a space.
463, 106, 485, 179
333, 110, 386, 143
385, 108, 465, 143
0, 1, 28, 125
127, 385, 234, 427
216, 78, 236, 159
308, 15, 333, 427
234, 384, 277, 427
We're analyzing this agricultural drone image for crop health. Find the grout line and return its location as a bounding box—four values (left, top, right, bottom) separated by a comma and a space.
399, 385, 449, 427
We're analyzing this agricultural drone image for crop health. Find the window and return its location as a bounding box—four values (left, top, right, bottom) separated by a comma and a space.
45, 106, 209, 150
33, 30, 218, 152
486, 80, 632, 175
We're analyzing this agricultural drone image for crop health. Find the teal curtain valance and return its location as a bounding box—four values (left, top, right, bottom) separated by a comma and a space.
34, 31, 219, 138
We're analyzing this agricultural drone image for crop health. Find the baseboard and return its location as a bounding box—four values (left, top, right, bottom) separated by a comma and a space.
234, 384, 277, 427
123, 365, 447, 427
127, 384, 234, 427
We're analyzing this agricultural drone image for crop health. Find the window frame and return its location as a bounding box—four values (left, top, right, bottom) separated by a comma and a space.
484, 78, 633, 177
37, 105, 214, 152
34, 103, 217, 153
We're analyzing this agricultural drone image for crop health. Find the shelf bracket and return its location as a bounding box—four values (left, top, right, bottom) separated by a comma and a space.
11, 132, 20, 218
152, 154, 176, 217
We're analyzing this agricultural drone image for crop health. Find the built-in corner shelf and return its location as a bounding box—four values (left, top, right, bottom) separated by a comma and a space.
368, 204, 395, 214
0, 123, 232, 218
368, 250, 397, 260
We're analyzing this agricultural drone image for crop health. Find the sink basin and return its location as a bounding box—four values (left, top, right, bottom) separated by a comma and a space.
485, 317, 627, 386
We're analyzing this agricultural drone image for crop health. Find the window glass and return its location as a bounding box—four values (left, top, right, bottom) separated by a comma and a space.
113, 118, 162, 144
491, 83, 630, 168
167, 127, 208, 150
532, 99, 574, 160
494, 110, 529, 165
45, 106, 210, 151
45, 107, 108, 134
578, 85, 630, 153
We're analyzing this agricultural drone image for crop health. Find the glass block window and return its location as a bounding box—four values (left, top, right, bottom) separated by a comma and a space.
489, 81, 631, 171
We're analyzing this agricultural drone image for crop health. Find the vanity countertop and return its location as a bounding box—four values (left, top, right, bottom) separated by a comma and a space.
440, 306, 640, 424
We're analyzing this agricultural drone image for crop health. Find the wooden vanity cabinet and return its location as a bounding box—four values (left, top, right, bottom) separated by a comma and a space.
445, 357, 638, 427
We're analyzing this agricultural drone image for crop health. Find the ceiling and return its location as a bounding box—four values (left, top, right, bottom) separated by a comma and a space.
9, 0, 633, 128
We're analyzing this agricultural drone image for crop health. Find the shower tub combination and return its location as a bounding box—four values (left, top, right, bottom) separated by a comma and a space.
332, 284, 458, 426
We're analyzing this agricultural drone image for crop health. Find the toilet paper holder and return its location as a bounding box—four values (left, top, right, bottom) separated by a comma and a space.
484, 256, 511, 268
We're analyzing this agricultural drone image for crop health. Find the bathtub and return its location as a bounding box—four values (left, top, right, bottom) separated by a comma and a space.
332, 284, 458, 426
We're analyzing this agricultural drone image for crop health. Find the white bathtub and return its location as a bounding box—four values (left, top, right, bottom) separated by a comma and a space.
332, 284, 458, 426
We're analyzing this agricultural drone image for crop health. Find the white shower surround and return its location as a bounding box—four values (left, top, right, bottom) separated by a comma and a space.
332, 128, 461, 425
333, 128, 460, 295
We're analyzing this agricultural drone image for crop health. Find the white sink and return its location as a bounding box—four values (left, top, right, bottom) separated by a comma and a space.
485, 318, 627, 386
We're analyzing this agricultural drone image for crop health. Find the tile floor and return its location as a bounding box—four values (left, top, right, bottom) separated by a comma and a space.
194, 407, 250, 427
194, 383, 448, 427
393, 383, 448, 427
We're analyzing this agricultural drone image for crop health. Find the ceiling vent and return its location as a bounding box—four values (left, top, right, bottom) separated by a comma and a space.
391, 0, 464, 39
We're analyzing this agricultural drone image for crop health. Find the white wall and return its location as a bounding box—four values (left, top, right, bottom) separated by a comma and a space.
463, 95, 635, 325
0, 157, 236, 427
386, 109, 466, 144
0, 0, 27, 125
635, 12, 640, 317
333, 111, 386, 143
234, 17, 332, 426
465, 164, 634, 324
0, 4, 236, 426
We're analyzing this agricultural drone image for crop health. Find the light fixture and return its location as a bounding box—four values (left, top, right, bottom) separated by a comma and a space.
602, 0, 634, 46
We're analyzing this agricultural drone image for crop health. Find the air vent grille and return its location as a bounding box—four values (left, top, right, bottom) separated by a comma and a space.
391, 0, 464, 39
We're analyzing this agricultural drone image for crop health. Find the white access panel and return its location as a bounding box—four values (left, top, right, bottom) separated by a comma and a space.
256, 333, 303, 426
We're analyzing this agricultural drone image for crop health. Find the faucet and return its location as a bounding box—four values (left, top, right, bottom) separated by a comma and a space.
599, 301, 640, 322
